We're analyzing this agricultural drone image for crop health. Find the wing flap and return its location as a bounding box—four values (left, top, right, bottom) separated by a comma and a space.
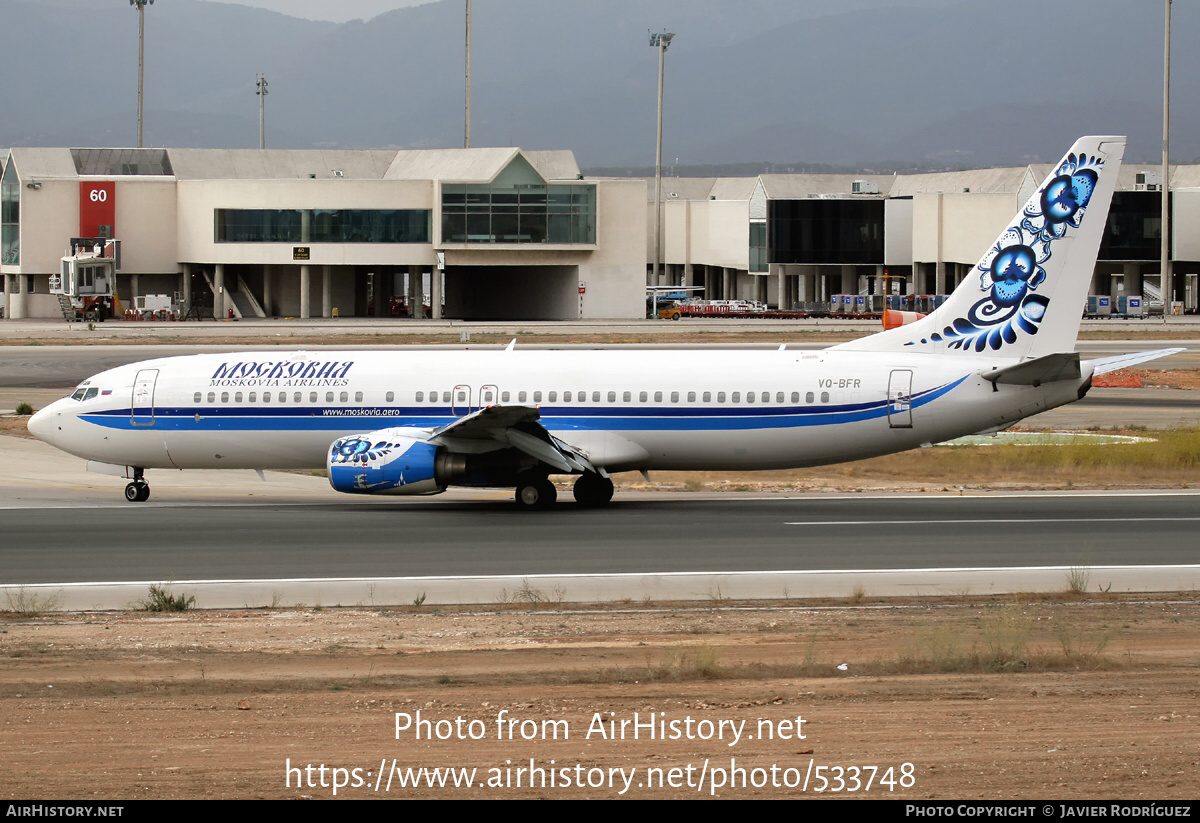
430, 404, 595, 474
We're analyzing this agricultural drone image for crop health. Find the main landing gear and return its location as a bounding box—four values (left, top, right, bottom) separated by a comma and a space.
124, 468, 150, 502
515, 473, 557, 510
572, 471, 614, 508
513, 472, 614, 510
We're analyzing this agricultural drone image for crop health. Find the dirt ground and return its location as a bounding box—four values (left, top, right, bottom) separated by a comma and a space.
2, 595, 1198, 800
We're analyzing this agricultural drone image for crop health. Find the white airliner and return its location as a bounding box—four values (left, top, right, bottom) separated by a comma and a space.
28, 136, 1181, 509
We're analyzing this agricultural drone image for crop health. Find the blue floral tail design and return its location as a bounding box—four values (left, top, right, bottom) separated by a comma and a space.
830, 136, 1126, 361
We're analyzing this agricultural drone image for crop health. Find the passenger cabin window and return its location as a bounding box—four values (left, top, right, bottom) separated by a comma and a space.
309, 392, 317, 403
416, 391, 424, 402
639, 391, 647, 402
235, 392, 243, 403
264, 392, 272, 403
355, 391, 363, 402
746, 392, 755, 403
671, 391, 679, 403
386, 391, 394, 402
340, 392, 348, 403
776, 392, 784, 403
607, 391, 616, 403
533, 391, 543, 403
687, 391, 696, 402
326, 391, 335, 402
717, 392, 726, 403
194, 392, 201, 403
501, 391, 510, 402
207, 392, 216, 403
806, 392, 814, 403
548, 391, 557, 403
221, 392, 229, 403
654, 391, 663, 402
518, 391, 527, 403
732, 392, 740, 403
249, 392, 256, 402
820, 391, 829, 403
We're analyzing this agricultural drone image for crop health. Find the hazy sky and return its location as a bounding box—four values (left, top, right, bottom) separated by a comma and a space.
206, 0, 433, 23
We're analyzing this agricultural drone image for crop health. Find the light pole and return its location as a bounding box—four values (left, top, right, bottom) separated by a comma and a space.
465, 0, 472, 148
1161, 0, 1171, 323
256, 74, 268, 150
649, 30, 674, 288
130, 0, 153, 148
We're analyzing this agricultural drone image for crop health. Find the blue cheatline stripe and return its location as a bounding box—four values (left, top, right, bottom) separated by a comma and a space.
78, 376, 968, 433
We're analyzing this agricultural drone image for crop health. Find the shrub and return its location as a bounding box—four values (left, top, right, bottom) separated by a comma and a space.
139, 585, 195, 612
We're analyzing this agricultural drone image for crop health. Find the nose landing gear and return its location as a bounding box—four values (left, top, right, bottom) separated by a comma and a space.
124, 468, 150, 502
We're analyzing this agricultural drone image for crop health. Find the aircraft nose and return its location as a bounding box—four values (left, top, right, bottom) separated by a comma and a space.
27, 403, 58, 443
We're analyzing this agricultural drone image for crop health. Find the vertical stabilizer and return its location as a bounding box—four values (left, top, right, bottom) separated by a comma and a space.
834, 135, 1125, 359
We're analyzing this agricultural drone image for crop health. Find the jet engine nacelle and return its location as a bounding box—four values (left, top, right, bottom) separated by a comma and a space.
327, 428, 445, 495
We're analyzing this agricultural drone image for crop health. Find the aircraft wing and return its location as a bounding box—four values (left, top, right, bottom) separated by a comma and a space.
429, 405, 597, 474
1087, 347, 1185, 376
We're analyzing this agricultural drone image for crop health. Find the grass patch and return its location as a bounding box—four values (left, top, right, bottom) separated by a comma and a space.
498, 580, 565, 606
626, 427, 1200, 491
14, 402, 33, 416
138, 585, 196, 613
887, 602, 1123, 674
3, 586, 62, 617
1066, 567, 1091, 594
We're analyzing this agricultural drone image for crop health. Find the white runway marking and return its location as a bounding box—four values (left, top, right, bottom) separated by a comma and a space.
786, 517, 1200, 526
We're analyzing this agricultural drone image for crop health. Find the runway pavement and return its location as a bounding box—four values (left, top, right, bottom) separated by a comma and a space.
0, 434, 1196, 609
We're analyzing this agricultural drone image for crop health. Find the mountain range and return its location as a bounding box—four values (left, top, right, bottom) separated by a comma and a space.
2, 0, 1198, 170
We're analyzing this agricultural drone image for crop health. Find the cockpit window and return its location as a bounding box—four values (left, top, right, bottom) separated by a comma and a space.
83, 388, 99, 401
70, 389, 87, 401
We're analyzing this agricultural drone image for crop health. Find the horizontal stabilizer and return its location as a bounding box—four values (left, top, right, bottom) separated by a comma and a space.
982, 352, 1080, 386
1088, 348, 1185, 376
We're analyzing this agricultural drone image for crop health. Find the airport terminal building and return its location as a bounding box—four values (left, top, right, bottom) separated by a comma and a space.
1, 147, 646, 320
646, 164, 1200, 314
4, 144, 1200, 320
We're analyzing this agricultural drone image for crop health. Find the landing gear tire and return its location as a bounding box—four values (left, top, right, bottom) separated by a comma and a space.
515, 476, 557, 510
125, 481, 150, 503
573, 472, 614, 507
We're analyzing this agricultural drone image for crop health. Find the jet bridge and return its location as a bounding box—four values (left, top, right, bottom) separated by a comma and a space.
51, 237, 121, 320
